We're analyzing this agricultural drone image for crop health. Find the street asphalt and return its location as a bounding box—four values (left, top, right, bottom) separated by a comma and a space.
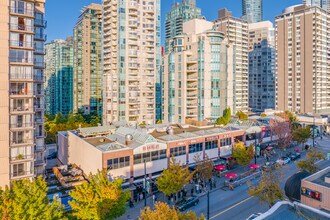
118, 136, 330, 220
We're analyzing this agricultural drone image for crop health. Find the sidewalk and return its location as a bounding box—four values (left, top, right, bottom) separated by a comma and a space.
117, 152, 281, 220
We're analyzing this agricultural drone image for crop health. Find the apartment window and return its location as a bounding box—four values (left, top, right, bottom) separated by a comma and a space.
12, 163, 24, 177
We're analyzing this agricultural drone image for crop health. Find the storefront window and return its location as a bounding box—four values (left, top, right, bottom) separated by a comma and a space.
205, 140, 218, 150
189, 143, 203, 153
170, 146, 186, 156
220, 138, 232, 147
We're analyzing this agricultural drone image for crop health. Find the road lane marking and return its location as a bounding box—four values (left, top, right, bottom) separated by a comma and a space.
210, 196, 254, 219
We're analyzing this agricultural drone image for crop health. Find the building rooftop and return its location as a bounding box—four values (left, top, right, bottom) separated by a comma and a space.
77, 125, 116, 138
256, 201, 330, 220
303, 167, 330, 188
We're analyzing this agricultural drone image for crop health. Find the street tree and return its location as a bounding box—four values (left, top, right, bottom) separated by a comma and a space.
216, 107, 231, 125
248, 168, 284, 207
292, 127, 311, 150
193, 153, 214, 184
69, 170, 130, 220
232, 142, 254, 168
236, 111, 248, 121
139, 202, 204, 220
296, 149, 325, 173
0, 177, 64, 220
270, 119, 292, 151
157, 157, 193, 196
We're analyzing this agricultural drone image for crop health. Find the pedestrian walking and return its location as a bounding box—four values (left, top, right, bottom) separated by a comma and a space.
139, 193, 143, 201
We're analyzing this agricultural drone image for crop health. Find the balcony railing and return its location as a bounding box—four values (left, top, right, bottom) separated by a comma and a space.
34, 34, 47, 41
9, 57, 33, 64
34, 145, 46, 152
10, 122, 33, 128
34, 117, 43, 123
11, 154, 33, 161
11, 105, 32, 112
34, 19, 47, 28
33, 74, 44, 81
9, 40, 33, 48
10, 72, 33, 80
34, 61, 45, 68
11, 170, 33, 179
10, 89, 33, 96
10, 23, 33, 32
10, 138, 33, 146
10, 7, 34, 16
34, 89, 44, 96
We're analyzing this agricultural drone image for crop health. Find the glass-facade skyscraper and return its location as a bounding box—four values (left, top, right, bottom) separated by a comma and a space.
304, 0, 330, 11
242, 0, 263, 23
45, 38, 74, 115
165, 0, 201, 53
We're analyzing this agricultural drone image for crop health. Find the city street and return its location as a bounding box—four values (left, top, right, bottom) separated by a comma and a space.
119, 136, 330, 220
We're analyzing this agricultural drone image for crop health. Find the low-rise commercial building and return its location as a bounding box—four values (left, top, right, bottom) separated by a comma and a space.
301, 166, 330, 212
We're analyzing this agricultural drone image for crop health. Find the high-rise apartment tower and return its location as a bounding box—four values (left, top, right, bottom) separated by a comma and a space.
163, 19, 234, 124
303, 0, 330, 12
275, 5, 330, 113
73, 4, 103, 115
103, 0, 161, 125
248, 21, 275, 112
0, 0, 46, 188
214, 9, 249, 113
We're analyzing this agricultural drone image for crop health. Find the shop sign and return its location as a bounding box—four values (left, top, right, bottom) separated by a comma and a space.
134, 142, 167, 154
301, 187, 322, 201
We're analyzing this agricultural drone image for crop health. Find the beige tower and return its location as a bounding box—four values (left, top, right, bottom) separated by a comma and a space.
214, 9, 249, 113
0, 0, 46, 188
103, 0, 161, 125
276, 5, 330, 113
163, 19, 234, 124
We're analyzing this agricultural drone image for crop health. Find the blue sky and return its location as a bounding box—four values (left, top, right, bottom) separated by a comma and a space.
46, 0, 301, 43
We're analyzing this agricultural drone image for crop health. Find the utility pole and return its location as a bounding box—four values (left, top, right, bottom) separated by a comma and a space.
207, 190, 210, 220
144, 159, 147, 207
254, 131, 257, 164
313, 116, 315, 148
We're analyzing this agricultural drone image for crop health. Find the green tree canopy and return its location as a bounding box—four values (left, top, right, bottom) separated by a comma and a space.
139, 202, 204, 220
292, 127, 311, 147
236, 111, 248, 121
232, 142, 254, 167
69, 170, 130, 220
216, 107, 231, 125
193, 153, 214, 183
157, 157, 193, 196
248, 168, 284, 207
296, 149, 325, 173
0, 177, 64, 220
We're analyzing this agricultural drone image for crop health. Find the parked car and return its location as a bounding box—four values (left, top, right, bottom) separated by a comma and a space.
246, 213, 262, 220
287, 152, 301, 161
175, 196, 199, 211
261, 161, 277, 170
276, 156, 291, 165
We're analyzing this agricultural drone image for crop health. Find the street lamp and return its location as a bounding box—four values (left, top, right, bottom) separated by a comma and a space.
254, 131, 257, 164
144, 159, 147, 207
207, 190, 210, 220
312, 116, 315, 148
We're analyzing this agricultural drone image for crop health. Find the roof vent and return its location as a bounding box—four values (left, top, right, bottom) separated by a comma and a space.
166, 127, 174, 135
99, 138, 105, 143
125, 134, 134, 145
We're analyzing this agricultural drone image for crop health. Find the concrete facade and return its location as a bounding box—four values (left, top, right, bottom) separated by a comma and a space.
73, 4, 103, 115
214, 9, 249, 114
275, 5, 330, 114
0, 0, 46, 188
103, 0, 161, 125
163, 19, 234, 124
